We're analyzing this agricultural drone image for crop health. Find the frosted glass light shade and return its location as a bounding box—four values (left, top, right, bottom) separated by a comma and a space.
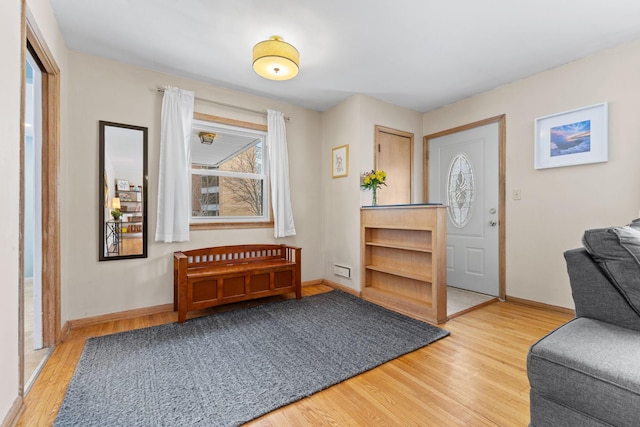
199, 132, 216, 144
111, 197, 121, 209
253, 36, 299, 81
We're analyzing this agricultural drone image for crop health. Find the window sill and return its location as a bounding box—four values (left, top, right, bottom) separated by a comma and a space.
190, 220, 274, 231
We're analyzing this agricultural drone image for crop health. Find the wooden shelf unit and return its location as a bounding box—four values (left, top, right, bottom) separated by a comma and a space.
116, 187, 143, 234
361, 205, 447, 324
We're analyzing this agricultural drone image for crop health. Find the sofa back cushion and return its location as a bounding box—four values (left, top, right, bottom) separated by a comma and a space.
583, 224, 640, 318
565, 249, 640, 332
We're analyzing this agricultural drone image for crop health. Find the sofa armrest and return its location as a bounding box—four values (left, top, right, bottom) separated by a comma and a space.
565, 248, 640, 332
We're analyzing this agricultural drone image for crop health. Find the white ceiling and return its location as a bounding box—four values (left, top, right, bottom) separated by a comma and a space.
104, 125, 143, 183
50, 0, 640, 113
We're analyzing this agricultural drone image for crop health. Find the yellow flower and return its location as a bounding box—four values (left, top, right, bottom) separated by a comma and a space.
361, 169, 387, 190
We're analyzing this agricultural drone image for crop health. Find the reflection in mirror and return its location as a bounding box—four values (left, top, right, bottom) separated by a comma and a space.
99, 121, 148, 261
190, 119, 268, 223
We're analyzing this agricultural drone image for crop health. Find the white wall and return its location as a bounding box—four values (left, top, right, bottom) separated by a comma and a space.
322, 94, 422, 291
0, 0, 22, 421
63, 51, 323, 321
423, 39, 640, 309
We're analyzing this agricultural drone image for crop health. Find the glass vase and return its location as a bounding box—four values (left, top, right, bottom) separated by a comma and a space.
372, 187, 378, 206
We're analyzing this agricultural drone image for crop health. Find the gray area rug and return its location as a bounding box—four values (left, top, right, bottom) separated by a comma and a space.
55, 290, 449, 427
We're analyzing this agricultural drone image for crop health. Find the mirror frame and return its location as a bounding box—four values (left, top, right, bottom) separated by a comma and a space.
99, 120, 148, 261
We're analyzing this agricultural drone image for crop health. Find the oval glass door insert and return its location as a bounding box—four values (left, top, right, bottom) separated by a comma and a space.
447, 153, 475, 228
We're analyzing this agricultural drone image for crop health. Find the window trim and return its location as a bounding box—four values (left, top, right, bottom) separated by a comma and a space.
189, 113, 274, 230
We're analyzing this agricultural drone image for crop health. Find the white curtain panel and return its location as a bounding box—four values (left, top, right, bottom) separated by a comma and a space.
155, 87, 194, 242
267, 110, 296, 238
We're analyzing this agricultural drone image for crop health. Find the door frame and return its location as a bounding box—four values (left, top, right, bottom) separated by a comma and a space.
19, 4, 62, 395
374, 125, 414, 203
423, 115, 506, 300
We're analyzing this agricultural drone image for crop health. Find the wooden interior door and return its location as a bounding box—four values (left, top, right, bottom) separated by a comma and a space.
374, 126, 413, 205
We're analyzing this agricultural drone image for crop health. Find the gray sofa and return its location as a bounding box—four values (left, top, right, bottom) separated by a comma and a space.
527, 221, 640, 426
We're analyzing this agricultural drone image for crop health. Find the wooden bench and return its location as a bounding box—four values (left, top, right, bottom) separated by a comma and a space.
173, 244, 302, 323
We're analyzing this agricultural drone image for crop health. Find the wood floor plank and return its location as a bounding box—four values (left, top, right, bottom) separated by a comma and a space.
16, 284, 572, 426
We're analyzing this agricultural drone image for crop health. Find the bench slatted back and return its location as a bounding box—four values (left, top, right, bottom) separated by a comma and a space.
181, 244, 290, 269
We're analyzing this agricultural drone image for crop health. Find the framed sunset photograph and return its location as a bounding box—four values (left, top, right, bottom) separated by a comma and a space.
534, 103, 608, 169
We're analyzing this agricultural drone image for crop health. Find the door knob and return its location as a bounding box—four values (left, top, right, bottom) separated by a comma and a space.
489, 220, 497, 227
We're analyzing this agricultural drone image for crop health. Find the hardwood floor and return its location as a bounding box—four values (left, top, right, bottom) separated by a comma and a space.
120, 235, 142, 256
16, 284, 572, 426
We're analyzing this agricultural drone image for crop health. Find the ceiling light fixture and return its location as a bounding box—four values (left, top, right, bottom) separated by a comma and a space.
199, 132, 217, 145
252, 35, 299, 81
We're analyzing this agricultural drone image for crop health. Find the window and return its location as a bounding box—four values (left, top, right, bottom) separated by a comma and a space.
190, 118, 269, 226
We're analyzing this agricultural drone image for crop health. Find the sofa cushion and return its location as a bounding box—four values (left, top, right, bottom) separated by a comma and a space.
529, 389, 612, 427
583, 224, 640, 317
528, 318, 640, 427
564, 249, 640, 332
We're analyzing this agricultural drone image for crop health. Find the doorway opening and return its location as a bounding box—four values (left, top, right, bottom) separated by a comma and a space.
424, 115, 506, 317
20, 15, 62, 396
23, 48, 50, 388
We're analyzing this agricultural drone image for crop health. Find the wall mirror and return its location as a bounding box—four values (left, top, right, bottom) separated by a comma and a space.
99, 121, 148, 261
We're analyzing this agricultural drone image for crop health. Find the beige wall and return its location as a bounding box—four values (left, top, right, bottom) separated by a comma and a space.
359, 95, 424, 203
322, 94, 422, 291
322, 96, 360, 290
423, 39, 640, 308
0, 0, 22, 420
1, 0, 68, 422
64, 51, 323, 321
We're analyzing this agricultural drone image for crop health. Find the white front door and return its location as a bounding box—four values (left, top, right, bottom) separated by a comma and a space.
428, 122, 499, 296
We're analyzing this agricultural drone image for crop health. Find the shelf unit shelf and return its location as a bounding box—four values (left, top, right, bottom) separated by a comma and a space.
115, 186, 143, 233
361, 205, 447, 324
365, 241, 433, 253
364, 265, 431, 283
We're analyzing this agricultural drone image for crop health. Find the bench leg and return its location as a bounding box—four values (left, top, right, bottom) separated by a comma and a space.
178, 307, 187, 324
173, 281, 178, 312
178, 279, 188, 324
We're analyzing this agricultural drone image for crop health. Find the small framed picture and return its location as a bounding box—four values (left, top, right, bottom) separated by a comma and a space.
332, 144, 349, 178
534, 103, 608, 169
116, 179, 129, 191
